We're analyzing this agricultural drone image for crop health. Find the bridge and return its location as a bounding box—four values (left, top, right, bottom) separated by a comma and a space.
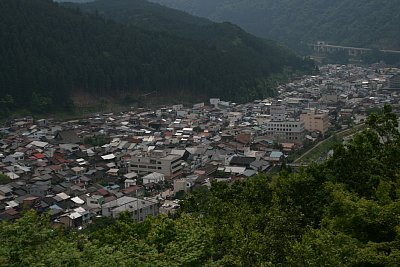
312, 41, 400, 56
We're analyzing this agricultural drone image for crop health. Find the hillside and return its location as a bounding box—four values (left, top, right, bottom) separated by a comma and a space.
152, 0, 400, 52
73, 0, 311, 80
0, 0, 313, 116
74, 0, 253, 45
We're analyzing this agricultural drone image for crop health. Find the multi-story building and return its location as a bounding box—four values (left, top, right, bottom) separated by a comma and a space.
101, 196, 159, 222
300, 109, 329, 135
264, 120, 305, 144
269, 104, 286, 121
264, 104, 305, 143
129, 150, 183, 180
389, 74, 400, 89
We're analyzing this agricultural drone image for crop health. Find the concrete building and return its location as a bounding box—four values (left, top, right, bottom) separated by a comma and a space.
264, 120, 305, 144
129, 150, 183, 180
389, 74, 400, 89
86, 195, 105, 209
173, 178, 192, 194
269, 104, 286, 121
300, 109, 329, 135
101, 196, 158, 222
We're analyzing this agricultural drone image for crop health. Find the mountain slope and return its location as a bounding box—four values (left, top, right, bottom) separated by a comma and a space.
151, 0, 400, 52
74, 0, 293, 57
72, 0, 308, 78
0, 0, 312, 115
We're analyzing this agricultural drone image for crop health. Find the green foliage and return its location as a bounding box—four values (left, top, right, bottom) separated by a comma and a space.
30, 92, 53, 114
153, 0, 400, 52
361, 49, 400, 66
0, 173, 11, 185
323, 50, 349, 65
0, 94, 14, 117
0, 211, 55, 266
83, 135, 110, 147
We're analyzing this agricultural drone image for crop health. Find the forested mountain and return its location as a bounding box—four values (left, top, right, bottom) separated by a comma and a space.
1, 106, 400, 266
0, 0, 312, 116
55, 0, 93, 3
152, 0, 400, 52
73, 0, 308, 78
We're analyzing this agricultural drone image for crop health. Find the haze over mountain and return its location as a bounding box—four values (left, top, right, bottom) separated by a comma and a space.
0, 0, 313, 116
73, 0, 310, 70
151, 0, 400, 52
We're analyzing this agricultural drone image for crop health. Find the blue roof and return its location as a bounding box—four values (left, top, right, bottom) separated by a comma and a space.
270, 151, 283, 158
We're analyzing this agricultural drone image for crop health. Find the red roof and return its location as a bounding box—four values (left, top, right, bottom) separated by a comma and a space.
122, 185, 141, 194
34, 153, 46, 159
49, 165, 62, 171
53, 154, 69, 164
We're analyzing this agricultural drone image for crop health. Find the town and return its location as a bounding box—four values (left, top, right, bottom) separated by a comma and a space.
0, 63, 400, 228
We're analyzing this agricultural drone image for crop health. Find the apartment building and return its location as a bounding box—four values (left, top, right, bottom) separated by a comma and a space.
129, 150, 183, 180
101, 196, 159, 222
300, 109, 329, 135
264, 120, 305, 144
389, 74, 400, 89
269, 104, 286, 122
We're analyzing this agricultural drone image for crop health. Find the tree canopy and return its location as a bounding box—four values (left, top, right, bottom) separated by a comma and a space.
153, 0, 400, 53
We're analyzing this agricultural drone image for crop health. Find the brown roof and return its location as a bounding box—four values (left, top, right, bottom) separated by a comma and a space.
235, 133, 252, 144
97, 188, 108, 196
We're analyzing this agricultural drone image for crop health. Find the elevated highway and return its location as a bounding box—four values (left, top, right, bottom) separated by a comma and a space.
312, 42, 400, 56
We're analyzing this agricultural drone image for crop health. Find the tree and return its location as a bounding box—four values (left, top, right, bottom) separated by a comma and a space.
0, 173, 10, 185
30, 92, 53, 114
0, 94, 14, 117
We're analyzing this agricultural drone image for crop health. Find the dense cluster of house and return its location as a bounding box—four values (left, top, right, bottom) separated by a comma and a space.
0, 64, 399, 228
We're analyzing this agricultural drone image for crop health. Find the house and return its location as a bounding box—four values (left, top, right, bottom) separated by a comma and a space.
173, 178, 192, 194
124, 178, 137, 189
122, 185, 144, 197
59, 207, 90, 228
142, 172, 164, 185
267, 151, 284, 162
229, 156, 256, 168
86, 194, 105, 209
3, 152, 24, 163
54, 130, 81, 144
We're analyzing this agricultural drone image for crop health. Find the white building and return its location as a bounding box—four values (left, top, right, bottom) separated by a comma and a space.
129, 150, 183, 180
101, 196, 159, 222
142, 172, 165, 185
264, 120, 305, 144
